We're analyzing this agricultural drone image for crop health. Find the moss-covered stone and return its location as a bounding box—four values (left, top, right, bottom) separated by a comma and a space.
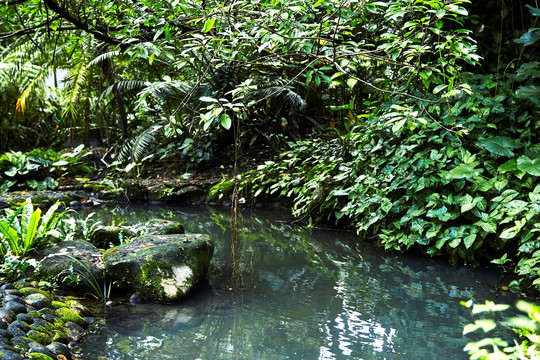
51, 301, 67, 310
24, 330, 53, 346
64, 299, 90, 317
56, 308, 86, 328
27, 352, 54, 360
104, 234, 214, 302
18, 288, 53, 300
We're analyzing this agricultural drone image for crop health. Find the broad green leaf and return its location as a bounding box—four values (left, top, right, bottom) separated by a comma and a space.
477, 136, 519, 157
23, 207, 41, 253
447, 162, 483, 179
433, 84, 447, 94
52, 160, 69, 166
475, 221, 497, 234
448, 238, 461, 248
20, 198, 34, 242
200, 96, 218, 103
463, 233, 477, 249
0, 222, 20, 254
202, 18, 216, 33
517, 156, 540, 176
220, 114, 232, 130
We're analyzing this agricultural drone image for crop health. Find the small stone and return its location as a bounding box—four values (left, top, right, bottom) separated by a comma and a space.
0, 329, 12, 339
4, 302, 26, 315
25, 293, 52, 310
31, 318, 52, 329
0, 284, 15, 291
0, 350, 24, 360
40, 314, 58, 324
0, 309, 15, 324
65, 322, 85, 342
10, 336, 29, 350
15, 313, 33, 324
4, 295, 24, 304
7, 322, 27, 337
47, 342, 72, 360
27, 341, 56, 358
3, 290, 23, 297
129, 293, 143, 305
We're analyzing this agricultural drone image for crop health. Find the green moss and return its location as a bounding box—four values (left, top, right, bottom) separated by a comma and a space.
205, 179, 235, 201
24, 330, 53, 345
28, 312, 42, 318
56, 307, 86, 327
83, 183, 111, 192
140, 260, 167, 296
51, 301, 67, 309
18, 287, 53, 300
52, 328, 70, 343
27, 352, 54, 360
65, 299, 90, 316
32, 324, 53, 335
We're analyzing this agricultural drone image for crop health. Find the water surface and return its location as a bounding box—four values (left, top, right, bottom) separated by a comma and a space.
73, 205, 516, 360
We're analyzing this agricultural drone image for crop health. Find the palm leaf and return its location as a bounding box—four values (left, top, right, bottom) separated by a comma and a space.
62, 59, 88, 120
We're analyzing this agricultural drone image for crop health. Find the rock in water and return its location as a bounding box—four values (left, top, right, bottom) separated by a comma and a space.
104, 234, 214, 302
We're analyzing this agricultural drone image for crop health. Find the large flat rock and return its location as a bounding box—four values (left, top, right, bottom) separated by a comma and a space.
104, 234, 214, 302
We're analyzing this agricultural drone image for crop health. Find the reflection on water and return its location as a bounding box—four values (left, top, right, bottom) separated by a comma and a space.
73, 205, 516, 360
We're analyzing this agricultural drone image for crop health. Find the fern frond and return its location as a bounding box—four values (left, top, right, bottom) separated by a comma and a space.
62, 60, 88, 120
15, 66, 47, 115
117, 123, 164, 162
100, 80, 146, 101
87, 51, 121, 68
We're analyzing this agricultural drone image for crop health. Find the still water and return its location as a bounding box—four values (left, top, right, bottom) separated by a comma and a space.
73, 205, 516, 360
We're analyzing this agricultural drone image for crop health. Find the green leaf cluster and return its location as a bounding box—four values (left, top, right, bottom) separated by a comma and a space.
0, 198, 67, 257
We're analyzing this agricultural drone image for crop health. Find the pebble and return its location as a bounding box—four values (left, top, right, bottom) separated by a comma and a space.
0, 283, 90, 360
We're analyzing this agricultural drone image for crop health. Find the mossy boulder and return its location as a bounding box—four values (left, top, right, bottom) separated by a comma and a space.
34, 240, 104, 291
104, 234, 214, 302
89, 219, 184, 248
88, 226, 137, 248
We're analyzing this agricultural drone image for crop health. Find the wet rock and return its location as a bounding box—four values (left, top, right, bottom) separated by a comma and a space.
90, 219, 185, 248
3, 290, 23, 297
0, 309, 15, 324
0, 329, 12, 339
47, 342, 72, 360
15, 313, 33, 324
3, 302, 26, 315
5, 325, 23, 339
27, 341, 57, 358
129, 293, 143, 305
105, 234, 214, 302
0, 284, 15, 291
11, 336, 29, 350
34, 240, 104, 292
4, 295, 24, 305
89, 226, 137, 248
0, 350, 24, 360
24, 293, 52, 310
66, 322, 85, 342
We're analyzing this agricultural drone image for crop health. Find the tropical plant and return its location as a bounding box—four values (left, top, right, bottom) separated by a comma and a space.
462, 300, 540, 359
0, 198, 67, 256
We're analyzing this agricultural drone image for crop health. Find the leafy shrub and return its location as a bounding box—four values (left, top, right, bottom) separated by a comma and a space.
0, 145, 92, 192
0, 198, 67, 256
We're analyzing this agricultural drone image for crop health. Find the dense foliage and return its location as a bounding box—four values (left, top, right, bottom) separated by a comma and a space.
1, 0, 540, 356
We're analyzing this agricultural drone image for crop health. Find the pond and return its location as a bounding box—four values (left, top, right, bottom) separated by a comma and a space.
73, 204, 516, 360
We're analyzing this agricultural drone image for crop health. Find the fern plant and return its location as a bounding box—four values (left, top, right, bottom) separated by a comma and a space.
0, 198, 67, 257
